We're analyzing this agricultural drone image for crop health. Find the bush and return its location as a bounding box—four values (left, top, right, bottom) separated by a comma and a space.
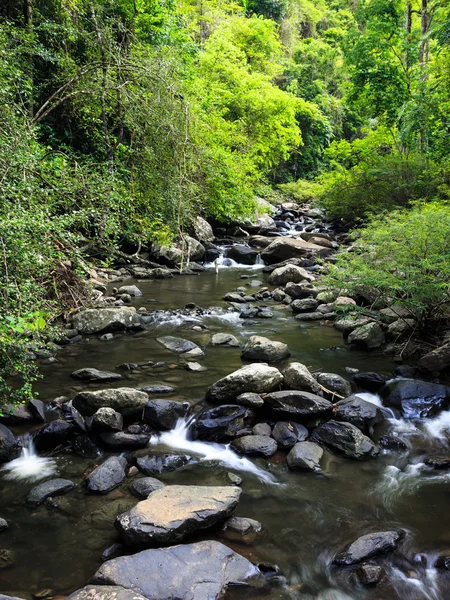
325, 202, 450, 325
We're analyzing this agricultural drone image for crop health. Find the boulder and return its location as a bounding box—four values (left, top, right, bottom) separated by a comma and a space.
268, 264, 314, 286
286, 441, 323, 471
71, 368, 122, 382
223, 292, 247, 303
334, 396, 383, 433
193, 405, 254, 442
131, 267, 173, 280
98, 432, 150, 449
73, 388, 149, 417
263, 390, 332, 417
34, 420, 74, 450
282, 362, 320, 394
418, 343, 450, 374
226, 245, 259, 265
311, 421, 379, 460
334, 317, 373, 334
357, 564, 384, 586
334, 531, 403, 565
272, 421, 308, 449
66, 586, 147, 600
211, 333, 240, 347
316, 373, 352, 399
252, 422, 271, 436
151, 236, 205, 267
130, 477, 165, 499
86, 456, 128, 494
115, 485, 240, 545
92, 408, 123, 432
0, 424, 21, 463
156, 336, 200, 354
91, 540, 263, 600
379, 305, 413, 324
379, 379, 450, 418
72, 308, 142, 335
295, 312, 331, 322
241, 336, 290, 363
291, 298, 319, 313
231, 435, 277, 457
206, 363, 283, 403
117, 285, 142, 297
136, 454, 192, 475
261, 237, 331, 264
139, 385, 175, 395
235, 392, 264, 408
193, 216, 214, 243
347, 323, 385, 349
284, 282, 317, 300
220, 516, 262, 544
0, 404, 35, 426
353, 372, 388, 393
26, 478, 76, 508
387, 318, 415, 339
144, 400, 190, 431
185, 362, 207, 372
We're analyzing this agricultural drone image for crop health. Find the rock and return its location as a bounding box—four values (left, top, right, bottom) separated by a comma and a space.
353, 372, 388, 392
71, 368, 122, 382
418, 343, 450, 374
101, 544, 125, 562
282, 362, 320, 394
334, 396, 383, 433
332, 296, 356, 308
379, 305, 413, 324
227, 472, 242, 485
117, 285, 142, 297
226, 245, 259, 265
131, 267, 173, 280
311, 421, 379, 460
435, 551, 450, 570
379, 379, 450, 418
130, 477, 165, 499
144, 400, 189, 431
86, 456, 128, 494
268, 264, 314, 286
231, 435, 277, 457
73, 388, 149, 417
223, 292, 247, 303
241, 336, 290, 363
290, 297, 319, 313
73, 434, 102, 458
252, 423, 271, 436
0, 424, 21, 463
72, 308, 142, 335
139, 385, 175, 395
156, 336, 200, 353
334, 317, 373, 334
193, 405, 254, 442
184, 347, 205, 358
261, 237, 331, 264
286, 441, 324, 471
334, 531, 403, 565
357, 563, 384, 586
116, 485, 240, 545
0, 549, 16, 569
206, 363, 283, 403
316, 373, 352, 399
151, 236, 205, 267
424, 456, 450, 470
284, 281, 317, 300
211, 333, 240, 347
136, 453, 191, 475
28, 399, 46, 422
0, 404, 35, 426
235, 392, 264, 408
295, 312, 331, 321
272, 421, 308, 449
98, 432, 150, 449
185, 362, 207, 372
387, 318, 415, 339
347, 323, 385, 349
220, 516, 262, 544
92, 408, 123, 432
66, 586, 147, 600
0, 518, 8, 532
91, 540, 263, 599
193, 216, 214, 243
34, 420, 74, 450
263, 390, 332, 417
0, 594, 24, 600
26, 478, 75, 508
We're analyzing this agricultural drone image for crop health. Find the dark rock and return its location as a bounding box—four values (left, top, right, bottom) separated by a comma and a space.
286, 441, 323, 471
34, 420, 74, 451
316, 373, 352, 399
136, 453, 192, 475
231, 435, 277, 457
72, 434, 102, 458
91, 540, 264, 599
63, 403, 86, 432
156, 336, 199, 353
379, 379, 450, 418
144, 400, 190, 431
235, 392, 264, 408
347, 323, 385, 349
116, 485, 241, 545
425, 456, 450, 470
86, 456, 128, 494
378, 435, 408, 452
130, 477, 165, 499
241, 336, 290, 363
139, 385, 175, 395
99, 432, 150, 449
226, 245, 259, 265
393, 365, 416, 378
311, 421, 379, 460
73, 388, 149, 417
0, 404, 35, 426
0, 518, 8, 532
272, 421, 308, 449
291, 298, 319, 313
334, 531, 403, 565
0, 549, 16, 569
435, 551, 450, 570
334, 396, 383, 433
71, 368, 122, 382
66, 586, 146, 600
263, 390, 333, 417
28, 399, 46, 422
0, 424, 21, 463
101, 545, 125, 562
418, 343, 450, 374
193, 405, 254, 442
284, 281, 317, 300
252, 423, 271, 436
220, 516, 262, 544
206, 364, 283, 403
353, 372, 389, 393
26, 478, 76, 508
357, 563, 384, 586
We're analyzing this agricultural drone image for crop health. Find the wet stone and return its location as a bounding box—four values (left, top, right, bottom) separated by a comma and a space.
231, 435, 277, 457
66, 585, 147, 600
26, 478, 76, 508
220, 516, 262, 544
272, 421, 308, 449
130, 477, 166, 499
252, 423, 272, 437
334, 530, 403, 565
71, 368, 122, 382
86, 456, 128, 494
136, 453, 192, 475
357, 563, 384, 586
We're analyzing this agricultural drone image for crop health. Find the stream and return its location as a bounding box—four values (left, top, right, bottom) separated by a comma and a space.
1, 263, 450, 599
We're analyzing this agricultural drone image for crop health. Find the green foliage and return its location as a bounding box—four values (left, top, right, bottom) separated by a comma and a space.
325, 202, 450, 323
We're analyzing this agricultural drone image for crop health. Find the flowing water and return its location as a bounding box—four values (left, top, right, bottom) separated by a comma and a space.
1, 266, 450, 599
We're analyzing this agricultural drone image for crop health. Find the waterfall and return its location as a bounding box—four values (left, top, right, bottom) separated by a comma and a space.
2, 434, 56, 482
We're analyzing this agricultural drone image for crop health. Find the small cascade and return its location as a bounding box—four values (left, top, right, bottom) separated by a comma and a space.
389, 555, 441, 600
2, 435, 56, 482
152, 418, 277, 484
204, 249, 264, 270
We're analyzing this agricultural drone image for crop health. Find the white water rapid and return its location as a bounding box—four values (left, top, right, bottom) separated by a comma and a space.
2, 435, 56, 482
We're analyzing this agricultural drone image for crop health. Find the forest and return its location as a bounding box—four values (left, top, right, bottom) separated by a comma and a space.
0, 0, 450, 403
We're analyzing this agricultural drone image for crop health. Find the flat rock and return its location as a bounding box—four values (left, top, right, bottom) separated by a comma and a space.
231, 435, 277, 457
287, 441, 323, 471
73, 388, 149, 417
334, 531, 403, 565
136, 454, 191, 475
311, 421, 379, 460
139, 385, 175, 395
211, 333, 240, 347
71, 368, 122, 382
115, 485, 240, 545
72, 308, 142, 335
263, 390, 332, 417
156, 336, 199, 353
91, 540, 263, 600
130, 477, 166, 499
261, 237, 331, 264
206, 363, 283, 403
26, 478, 75, 508
66, 585, 147, 600
86, 456, 128, 494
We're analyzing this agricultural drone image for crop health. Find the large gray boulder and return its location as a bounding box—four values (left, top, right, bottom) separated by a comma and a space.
291, 298, 318, 313
261, 237, 331, 264
73, 388, 149, 417
156, 336, 200, 354
418, 343, 450, 374
316, 372, 352, 398
226, 245, 259, 265
347, 322, 385, 349
311, 421, 379, 460
91, 540, 264, 600
115, 485, 240, 545
206, 363, 283, 403
71, 368, 122, 383
241, 336, 290, 363
0, 424, 21, 464
144, 400, 190, 431
335, 396, 383, 433
151, 235, 205, 267
72, 308, 142, 335
231, 435, 277, 457
98, 432, 150, 449
263, 390, 332, 417
92, 407, 123, 432
86, 456, 127, 494
268, 264, 314, 286
287, 441, 323, 471
193, 216, 214, 243
66, 586, 147, 600
334, 531, 403, 565
282, 363, 320, 394
379, 379, 450, 418
26, 478, 76, 508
